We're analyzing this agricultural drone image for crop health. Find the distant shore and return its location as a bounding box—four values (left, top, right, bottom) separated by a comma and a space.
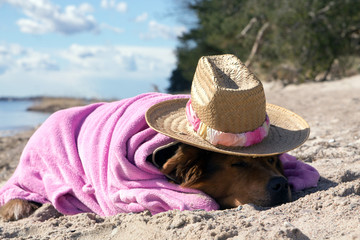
0, 96, 117, 113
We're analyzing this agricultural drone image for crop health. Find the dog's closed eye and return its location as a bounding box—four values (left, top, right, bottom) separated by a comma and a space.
231, 161, 248, 168
267, 156, 280, 165
267, 158, 275, 165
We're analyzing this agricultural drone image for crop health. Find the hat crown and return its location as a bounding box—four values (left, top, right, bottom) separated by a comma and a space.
191, 54, 266, 133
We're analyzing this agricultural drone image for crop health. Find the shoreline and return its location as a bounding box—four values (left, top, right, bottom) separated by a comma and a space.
0, 96, 117, 138
26, 97, 94, 113
0, 127, 36, 138
0, 96, 115, 113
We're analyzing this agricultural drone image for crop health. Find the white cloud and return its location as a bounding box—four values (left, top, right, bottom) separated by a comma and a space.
141, 20, 187, 40
60, 44, 175, 73
135, 12, 148, 22
5, 0, 98, 35
0, 43, 176, 98
100, 0, 111, 8
0, 45, 21, 74
101, 0, 127, 13
116, 2, 127, 13
0, 43, 59, 73
59, 44, 108, 69
16, 50, 59, 71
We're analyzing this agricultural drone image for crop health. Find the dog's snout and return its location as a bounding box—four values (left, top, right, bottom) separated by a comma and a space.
266, 176, 291, 206
268, 176, 288, 193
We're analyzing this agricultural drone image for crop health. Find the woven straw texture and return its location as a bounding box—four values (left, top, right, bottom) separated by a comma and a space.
191, 54, 266, 133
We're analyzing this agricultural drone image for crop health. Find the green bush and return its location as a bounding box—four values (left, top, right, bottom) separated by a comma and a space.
167, 0, 360, 92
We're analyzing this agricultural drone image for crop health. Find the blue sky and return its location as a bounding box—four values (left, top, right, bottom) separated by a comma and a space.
0, 0, 191, 99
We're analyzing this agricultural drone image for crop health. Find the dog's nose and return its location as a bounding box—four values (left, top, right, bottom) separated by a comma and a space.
266, 176, 291, 206
267, 176, 289, 193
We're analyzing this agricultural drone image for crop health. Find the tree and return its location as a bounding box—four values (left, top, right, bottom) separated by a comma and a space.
167, 0, 360, 92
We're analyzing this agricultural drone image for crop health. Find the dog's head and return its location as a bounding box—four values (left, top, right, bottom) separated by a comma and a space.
161, 144, 291, 209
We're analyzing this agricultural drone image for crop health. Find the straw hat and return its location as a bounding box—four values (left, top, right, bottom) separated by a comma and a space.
146, 54, 309, 156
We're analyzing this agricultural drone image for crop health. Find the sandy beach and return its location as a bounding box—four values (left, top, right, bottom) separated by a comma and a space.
0, 75, 360, 239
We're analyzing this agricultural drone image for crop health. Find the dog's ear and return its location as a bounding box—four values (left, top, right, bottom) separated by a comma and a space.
161, 144, 200, 174
161, 146, 185, 175
161, 144, 207, 186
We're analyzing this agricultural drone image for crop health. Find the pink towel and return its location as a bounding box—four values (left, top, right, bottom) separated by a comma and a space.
0, 93, 319, 216
280, 153, 320, 191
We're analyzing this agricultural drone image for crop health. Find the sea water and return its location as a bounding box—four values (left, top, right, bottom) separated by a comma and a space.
0, 100, 50, 137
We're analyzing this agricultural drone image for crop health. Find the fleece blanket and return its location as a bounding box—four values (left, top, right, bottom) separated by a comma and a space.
0, 93, 319, 216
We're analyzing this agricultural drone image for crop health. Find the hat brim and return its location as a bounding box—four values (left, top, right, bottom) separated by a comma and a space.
145, 98, 310, 157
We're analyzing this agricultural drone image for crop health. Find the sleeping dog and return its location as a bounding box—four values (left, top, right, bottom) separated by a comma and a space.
0, 54, 314, 221
156, 143, 290, 209
0, 143, 290, 221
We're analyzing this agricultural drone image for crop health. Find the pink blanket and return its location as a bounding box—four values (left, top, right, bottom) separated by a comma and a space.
0, 93, 319, 216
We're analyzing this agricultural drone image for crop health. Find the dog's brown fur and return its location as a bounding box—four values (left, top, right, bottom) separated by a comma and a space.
161, 144, 291, 209
0, 199, 41, 221
0, 144, 291, 221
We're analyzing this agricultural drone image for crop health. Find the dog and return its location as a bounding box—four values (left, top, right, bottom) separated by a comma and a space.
0, 143, 290, 221
158, 144, 291, 208
0, 54, 314, 221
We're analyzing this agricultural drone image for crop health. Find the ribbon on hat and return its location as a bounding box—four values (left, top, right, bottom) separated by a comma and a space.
186, 99, 270, 147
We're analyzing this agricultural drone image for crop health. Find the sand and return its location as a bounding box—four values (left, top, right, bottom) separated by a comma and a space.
0, 76, 360, 239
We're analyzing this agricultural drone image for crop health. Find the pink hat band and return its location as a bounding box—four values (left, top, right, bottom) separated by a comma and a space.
186, 99, 270, 147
